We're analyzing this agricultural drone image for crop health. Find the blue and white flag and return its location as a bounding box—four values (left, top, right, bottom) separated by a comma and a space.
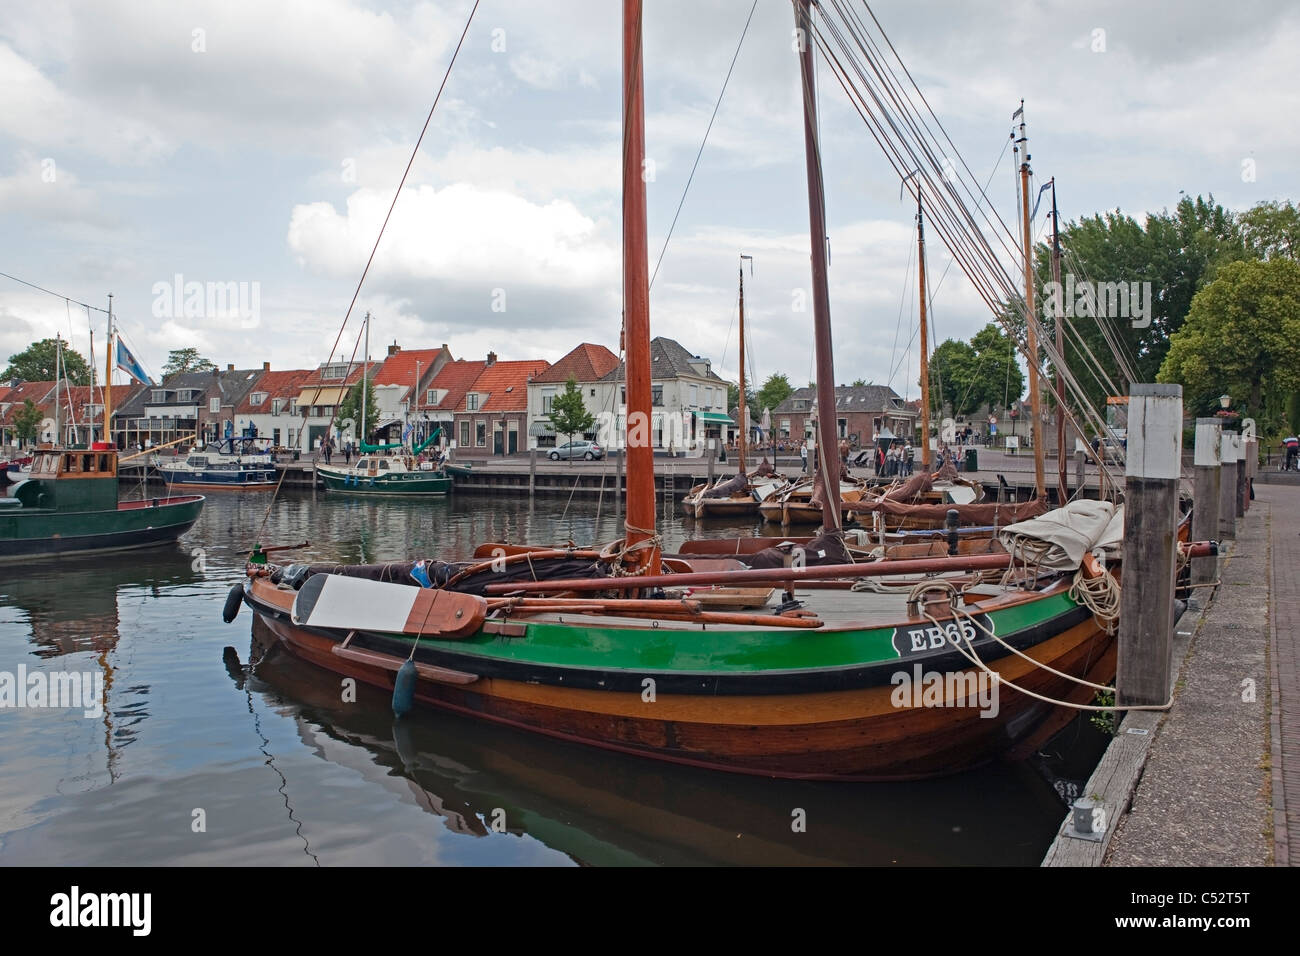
403, 424, 414, 442
115, 339, 152, 385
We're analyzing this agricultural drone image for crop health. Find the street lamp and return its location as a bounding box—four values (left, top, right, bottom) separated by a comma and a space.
1219, 394, 1231, 410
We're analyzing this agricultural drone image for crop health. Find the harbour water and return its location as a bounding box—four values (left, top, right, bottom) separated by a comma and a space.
0, 490, 1107, 865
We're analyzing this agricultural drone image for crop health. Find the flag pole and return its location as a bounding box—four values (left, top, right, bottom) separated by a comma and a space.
104, 294, 114, 447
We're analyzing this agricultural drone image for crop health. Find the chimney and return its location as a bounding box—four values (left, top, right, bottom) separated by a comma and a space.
263, 361, 271, 371
388, 342, 401, 356
227, 363, 235, 372
486, 351, 497, 367
212, 368, 221, 378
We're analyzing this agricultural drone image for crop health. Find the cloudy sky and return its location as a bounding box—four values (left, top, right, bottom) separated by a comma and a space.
2, 0, 1297, 404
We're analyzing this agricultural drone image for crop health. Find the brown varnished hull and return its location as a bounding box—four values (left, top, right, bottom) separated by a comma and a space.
249, 578, 1114, 780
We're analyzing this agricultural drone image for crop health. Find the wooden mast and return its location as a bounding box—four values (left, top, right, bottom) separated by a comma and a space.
916, 193, 932, 470
1016, 102, 1045, 499
622, 0, 659, 572
1050, 178, 1067, 502
104, 295, 114, 447
795, 0, 841, 534
737, 256, 749, 476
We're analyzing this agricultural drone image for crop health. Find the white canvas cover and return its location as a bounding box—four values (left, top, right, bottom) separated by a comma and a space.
997, 499, 1117, 571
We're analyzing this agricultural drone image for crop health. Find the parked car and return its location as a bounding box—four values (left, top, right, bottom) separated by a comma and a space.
549, 440, 604, 461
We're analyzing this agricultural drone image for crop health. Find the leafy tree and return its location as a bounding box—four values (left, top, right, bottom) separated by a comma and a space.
2, 339, 90, 385
927, 324, 1024, 417
1238, 200, 1300, 261
336, 379, 377, 442
726, 382, 757, 412
850, 378, 868, 387
756, 373, 794, 415
162, 348, 216, 378
1158, 257, 1300, 432
12, 399, 43, 444
1034, 194, 1245, 412
548, 377, 594, 460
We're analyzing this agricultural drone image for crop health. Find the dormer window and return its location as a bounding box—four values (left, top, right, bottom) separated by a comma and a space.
467, 393, 480, 411
250, 392, 267, 406
152, 390, 167, 403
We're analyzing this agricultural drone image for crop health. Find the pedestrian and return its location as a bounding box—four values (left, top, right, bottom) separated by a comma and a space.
904, 441, 914, 476
344, 441, 351, 464
322, 436, 333, 465
800, 440, 808, 473
875, 444, 886, 475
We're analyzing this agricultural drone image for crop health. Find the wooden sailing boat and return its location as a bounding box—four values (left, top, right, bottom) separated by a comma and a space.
681, 257, 784, 518
231, 0, 1135, 780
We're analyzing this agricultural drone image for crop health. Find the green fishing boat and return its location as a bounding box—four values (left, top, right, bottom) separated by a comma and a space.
317, 453, 453, 496
0, 444, 204, 562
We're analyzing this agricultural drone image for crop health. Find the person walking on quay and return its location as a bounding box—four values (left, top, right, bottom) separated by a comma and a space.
903, 441, 914, 476
800, 440, 808, 473
343, 441, 352, 465
322, 436, 333, 465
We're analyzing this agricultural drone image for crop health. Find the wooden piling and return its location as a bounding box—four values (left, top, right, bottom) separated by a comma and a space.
1244, 438, 1257, 513
1218, 432, 1238, 540
1191, 418, 1221, 590
1116, 384, 1182, 708
528, 448, 537, 499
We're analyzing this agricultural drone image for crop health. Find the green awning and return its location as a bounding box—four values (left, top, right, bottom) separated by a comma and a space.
694, 411, 734, 424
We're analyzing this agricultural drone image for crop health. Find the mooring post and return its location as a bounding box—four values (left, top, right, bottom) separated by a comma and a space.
1191, 418, 1221, 591
1116, 384, 1182, 708
1235, 443, 1247, 518
1218, 431, 1239, 540
528, 448, 537, 499
1244, 438, 1257, 513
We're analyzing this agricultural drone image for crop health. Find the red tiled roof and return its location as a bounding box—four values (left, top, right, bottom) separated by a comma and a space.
235, 369, 318, 415
370, 348, 448, 403
531, 343, 619, 385
0, 381, 55, 426
459, 360, 550, 413
420, 359, 486, 413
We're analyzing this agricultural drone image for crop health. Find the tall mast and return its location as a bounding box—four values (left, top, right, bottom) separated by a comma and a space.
104, 294, 114, 446
916, 193, 932, 469
621, 0, 658, 572
54, 334, 63, 445
1050, 178, 1066, 502
361, 311, 370, 445
737, 255, 751, 475
1016, 101, 1045, 499
795, 0, 841, 533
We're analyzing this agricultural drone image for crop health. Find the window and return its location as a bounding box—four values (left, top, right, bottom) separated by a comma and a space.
541, 387, 557, 413
689, 384, 698, 407
467, 393, 480, 411
378, 460, 389, 471
475, 421, 487, 447
427, 389, 437, 405
459, 421, 470, 446
651, 385, 663, 406
288, 400, 298, 416
250, 392, 266, 406
322, 363, 350, 380
590, 388, 596, 397
838, 418, 847, 438
209, 398, 220, 413
271, 399, 283, 416
705, 386, 712, 408
152, 390, 167, 403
